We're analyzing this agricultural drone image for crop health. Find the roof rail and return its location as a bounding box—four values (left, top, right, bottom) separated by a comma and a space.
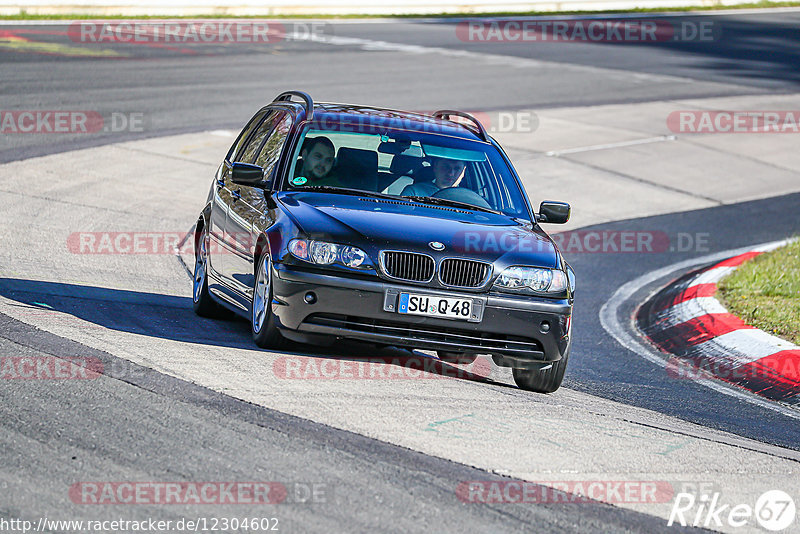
432, 110, 489, 142
275, 91, 314, 121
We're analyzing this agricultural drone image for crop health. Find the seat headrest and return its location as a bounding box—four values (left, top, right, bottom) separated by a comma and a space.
336, 147, 377, 175
411, 165, 434, 183
334, 147, 378, 190
390, 154, 423, 176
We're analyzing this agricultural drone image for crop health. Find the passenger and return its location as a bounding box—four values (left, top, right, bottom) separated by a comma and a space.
400, 157, 466, 197
293, 136, 336, 184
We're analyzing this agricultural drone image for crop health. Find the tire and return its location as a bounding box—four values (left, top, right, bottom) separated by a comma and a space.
512, 346, 570, 393
192, 224, 227, 318
251, 253, 288, 349
436, 350, 478, 365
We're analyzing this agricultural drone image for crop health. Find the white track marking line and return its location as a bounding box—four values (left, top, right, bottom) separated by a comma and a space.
656, 296, 729, 329
545, 135, 676, 157
723, 322, 800, 352
687, 265, 735, 287
301, 33, 698, 84
0, 16, 774, 85
208, 129, 236, 137
693, 329, 797, 367
599, 239, 800, 419
753, 241, 790, 253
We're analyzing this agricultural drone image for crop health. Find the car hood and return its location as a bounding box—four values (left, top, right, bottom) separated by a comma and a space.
278, 192, 558, 268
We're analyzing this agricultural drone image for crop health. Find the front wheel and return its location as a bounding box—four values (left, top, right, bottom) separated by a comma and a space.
512, 347, 569, 393
251, 253, 288, 349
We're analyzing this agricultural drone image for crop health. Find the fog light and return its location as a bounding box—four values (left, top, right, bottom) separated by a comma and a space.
540, 321, 550, 333
304, 292, 317, 304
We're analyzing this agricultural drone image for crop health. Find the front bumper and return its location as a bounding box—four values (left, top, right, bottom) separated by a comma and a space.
271, 264, 572, 362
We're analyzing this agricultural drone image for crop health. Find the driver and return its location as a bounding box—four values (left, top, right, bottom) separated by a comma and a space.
293, 136, 337, 185
401, 157, 465, 197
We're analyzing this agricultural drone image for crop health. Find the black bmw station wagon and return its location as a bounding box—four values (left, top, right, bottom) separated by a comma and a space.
193, 91, 575, 393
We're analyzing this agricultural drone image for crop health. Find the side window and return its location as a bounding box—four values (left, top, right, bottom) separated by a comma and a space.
228, 109, 269, 162
254, 114, 293, 176
237, 111, 281, 164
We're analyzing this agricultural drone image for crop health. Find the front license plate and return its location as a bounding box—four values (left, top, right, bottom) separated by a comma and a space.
397, 293, 473, 321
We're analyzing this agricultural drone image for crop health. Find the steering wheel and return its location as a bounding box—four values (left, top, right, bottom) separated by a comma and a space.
432, 187, 492, 209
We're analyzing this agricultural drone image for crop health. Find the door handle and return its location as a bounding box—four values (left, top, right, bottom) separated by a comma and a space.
231, 189, 241, 201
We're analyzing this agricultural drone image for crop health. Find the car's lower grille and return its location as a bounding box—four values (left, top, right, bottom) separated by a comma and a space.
439, 258, 491, 288
304, 313, 544, 354
381, 251, 434, 282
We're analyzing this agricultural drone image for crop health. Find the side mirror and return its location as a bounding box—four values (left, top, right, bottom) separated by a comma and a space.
537, 201, 570, 224
231, 162, 269, 188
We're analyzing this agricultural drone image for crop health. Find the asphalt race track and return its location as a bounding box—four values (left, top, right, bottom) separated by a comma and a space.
2, 11, 800, 533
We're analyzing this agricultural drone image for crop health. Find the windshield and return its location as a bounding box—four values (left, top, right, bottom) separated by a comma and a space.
284, 125, 531, 219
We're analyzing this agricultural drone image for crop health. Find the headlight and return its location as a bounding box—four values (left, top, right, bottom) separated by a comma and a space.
339, 246, 367, 268
288, 239, 372, 270
493, 266, 568, 294
310, 241, 338, 265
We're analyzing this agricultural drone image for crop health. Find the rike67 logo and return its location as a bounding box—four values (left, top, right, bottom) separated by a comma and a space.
668, 489, 796, 531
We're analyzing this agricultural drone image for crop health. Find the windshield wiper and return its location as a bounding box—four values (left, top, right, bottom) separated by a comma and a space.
405, 195, 502, 215
296, 185, 399, 201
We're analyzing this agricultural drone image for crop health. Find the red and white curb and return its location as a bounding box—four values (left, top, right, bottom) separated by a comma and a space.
637, 241, 800, 403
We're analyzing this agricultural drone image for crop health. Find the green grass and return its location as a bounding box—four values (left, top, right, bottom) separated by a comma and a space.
2, 0, 800, 20
718, 239, 800, 345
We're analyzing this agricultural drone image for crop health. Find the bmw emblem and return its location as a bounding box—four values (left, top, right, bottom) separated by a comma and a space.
429, 241, 445, 251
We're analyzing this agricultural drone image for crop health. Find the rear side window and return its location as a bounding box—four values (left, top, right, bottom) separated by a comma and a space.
237, 111, 283, 164
255, 114, 293, 176
227, 109, 269, 162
